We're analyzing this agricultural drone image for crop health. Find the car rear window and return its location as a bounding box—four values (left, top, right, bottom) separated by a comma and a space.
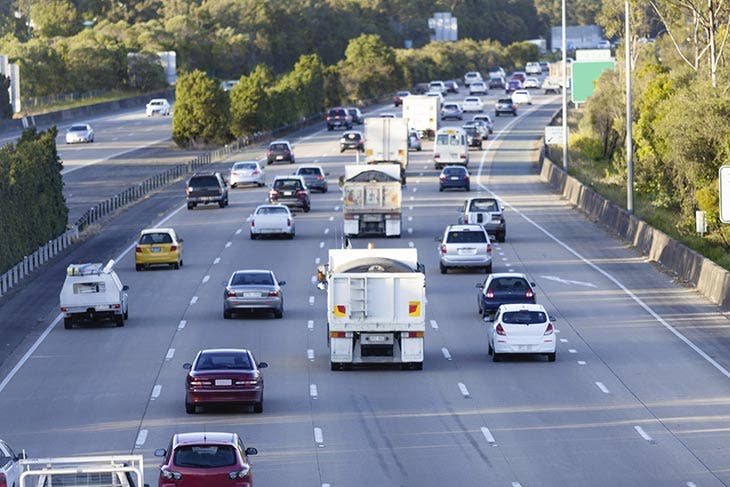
173, 445, 237, 468
297, 167, 321, 176
469, 199, 499, 212
232, 272, 274, 286
139, 233, 173, 245
329, 109, 346, 116
70, 125, 88, 131
436, 133, 463, 145
497, 99, 512, 104
257, 206, 287, 215
490, 277, 529, 291
73, 281, 105, 294
444, 167, 466, 175
197, 351, 252, 370
273, 179, 303, 190
446, 230, 487, 243
270, 143, 288, 151
502, 310, 547, 324
233, 162, 257, 170
189, 176, 219, 187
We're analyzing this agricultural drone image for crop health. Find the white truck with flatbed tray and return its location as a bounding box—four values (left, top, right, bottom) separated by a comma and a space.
319, 247, 426, 370
59, 261, 129, 329
19, 454, 147, 487
342, 164, 402, 238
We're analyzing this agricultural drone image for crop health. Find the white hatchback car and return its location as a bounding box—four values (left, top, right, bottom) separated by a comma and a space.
471, 114, 494, 134
469, 81, 488, 95
487, 303, 556, 362
230, 160, 265, 188
65, 123, 94, 144
145, 98, 171, 116
523, 77, 540, 89
512, 90, 532, 105
461, 97, 484, 112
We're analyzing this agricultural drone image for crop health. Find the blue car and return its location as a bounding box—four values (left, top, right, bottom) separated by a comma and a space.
476, 273, 537, 317
439, 165, 470, 192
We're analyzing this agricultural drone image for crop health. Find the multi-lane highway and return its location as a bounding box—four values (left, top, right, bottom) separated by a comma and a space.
1, 88, 730, 486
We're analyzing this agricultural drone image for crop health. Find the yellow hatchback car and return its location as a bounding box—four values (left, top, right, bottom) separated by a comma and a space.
135, 228, 183, 271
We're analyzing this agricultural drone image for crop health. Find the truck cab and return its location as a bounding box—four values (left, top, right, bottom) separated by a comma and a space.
59, 261, 129, 329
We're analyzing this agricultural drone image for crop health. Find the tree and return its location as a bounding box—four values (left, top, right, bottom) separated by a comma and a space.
127, 52, 167, 91
172, 69, 230, 147
31, 0, 82, 38
339, 34, 398, 103
228, 64, 274, 137
0, 74, 12, 119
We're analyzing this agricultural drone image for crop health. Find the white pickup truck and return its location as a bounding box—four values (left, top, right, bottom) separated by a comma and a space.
0, 438, 24, 487
59, 261, 129, 329
19, 455, 147, 487
248, 204, 295, 239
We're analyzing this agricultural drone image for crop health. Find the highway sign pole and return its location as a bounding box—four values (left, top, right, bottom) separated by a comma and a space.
561, 0, 568, 172
625, 0, 634, 214
719, 166, 730, 223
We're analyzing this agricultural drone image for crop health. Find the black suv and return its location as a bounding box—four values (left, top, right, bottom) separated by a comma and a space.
463, 126, 484, 150
326, 107, 352, 131
186, 172, 229, 209
268, 176, 311, 212
495, 98, 517, 117
266, 140, 295, 164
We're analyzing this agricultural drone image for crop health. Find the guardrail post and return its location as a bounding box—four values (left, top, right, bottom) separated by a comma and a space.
1, 272, 7, 296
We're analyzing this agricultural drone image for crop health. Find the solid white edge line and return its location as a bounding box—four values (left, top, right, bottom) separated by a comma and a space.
480, 426, 495, 444
309, 296, 315, 305
225, 241, 232, 248
577, 360, 586, 365
134, 429, 148, 447
634, 425, 653, 442
458, 382, 470, 397
595, 381, 610, 394
475, 114, 730, 380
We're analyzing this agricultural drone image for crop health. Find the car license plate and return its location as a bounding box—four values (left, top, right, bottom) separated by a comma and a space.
243, 292, 260, 298
518, 345, 530, 352
276, 155, 283, 160
151, 247, 161, 252
215, 379, 232, 386
367, 335, 387, 342
450, 176, 459, 180
283, 191, 293, 196
458, 248, 476, 255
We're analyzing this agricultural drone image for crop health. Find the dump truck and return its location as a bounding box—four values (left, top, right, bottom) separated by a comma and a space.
318, 247, 426, 370
342, 164, 402, 238
19, 455, 147, 487
402, 95, 439, 140
364, 117, 409, 184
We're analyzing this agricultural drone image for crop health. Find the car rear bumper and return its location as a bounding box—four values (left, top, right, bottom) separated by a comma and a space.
187, 389, 263, 404
440, 180, 469, 189
493, 339, 555, 354
441, 256, 491, 268
225, 297, 282, 311
136, 253, 179, 265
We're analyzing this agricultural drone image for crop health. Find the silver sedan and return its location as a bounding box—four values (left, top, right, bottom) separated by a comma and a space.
230, 160, 266, 188
223, 270, 286, 319
65, 123, 94, 144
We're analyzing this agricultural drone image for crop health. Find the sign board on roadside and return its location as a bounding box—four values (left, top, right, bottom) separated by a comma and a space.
544, 126, 565, 145
571, 60, 615, 104
575, 49, 612, 62
719, 166, 730, 223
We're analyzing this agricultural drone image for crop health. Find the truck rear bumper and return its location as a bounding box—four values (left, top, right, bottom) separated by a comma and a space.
330, 334, 423, 364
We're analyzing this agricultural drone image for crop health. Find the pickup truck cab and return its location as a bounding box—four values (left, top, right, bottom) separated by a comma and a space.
186, 172, 229, 209
249, 204, 295, 240
59, 261, 129, 329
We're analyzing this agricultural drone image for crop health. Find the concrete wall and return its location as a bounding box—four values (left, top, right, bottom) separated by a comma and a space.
539, 155, 730, 311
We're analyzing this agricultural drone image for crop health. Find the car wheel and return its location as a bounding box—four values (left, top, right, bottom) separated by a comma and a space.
547, 352, 556, 362
250, 232, 257, 240
303, 205, 311, 213
498, 232, 506, 243
417, 147, 422, 151
466, 184, 470, 192
185, 402, 196, 414
187, 203, 194, 210
288, 233, 295, 240
440, 263, 447, 274
327, 125, 333, 131
485, 263, 493, 274
274, 308, 283, 319
253, 401, 263, 413
124, 309, 129, 320
439, 186, 443, 192
492, 351, 501, 362
64, 317, 73, 329
115, 315, 124, 327
488, 342, 493, 356
135, 264, 142, 272
180, 259, 184, 267
224, 309, 232, 319
512, 112, 517, 117
494, 112, 499, 117
173, 262, 179, 270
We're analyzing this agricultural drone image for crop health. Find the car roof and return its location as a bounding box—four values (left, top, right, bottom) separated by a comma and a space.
514, 90, 529, 94
342, 130, 362, 136
232, 269, 274, 275
446, 224, 485, 231
232, 160, 260, 166
269, 139, 290, 145
297, 165, 324, 171
272, 175, 305, 181
498, 303, 547, 313
487, 272, 529, 280
442, 165, 468, 171
140, 227, 174, 235
149, 98, 168, 103
173, 432, 238, 447
255, 203, 288, 210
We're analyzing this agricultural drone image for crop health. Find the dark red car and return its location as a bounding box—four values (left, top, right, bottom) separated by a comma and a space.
393, 90, 411, 107
155, 432, 258, 487
184, 349, 267, 414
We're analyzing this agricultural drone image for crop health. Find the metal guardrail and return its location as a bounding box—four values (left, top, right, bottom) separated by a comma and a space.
0, 113, 324, 299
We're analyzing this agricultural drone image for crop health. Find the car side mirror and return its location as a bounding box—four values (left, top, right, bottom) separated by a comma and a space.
16, 450, 27, 460
549, 315, 557, 322
483, 315, 493, 322
530, 282, 536, 287
245, 447, 258, 456
475, 283, 483, 289
258, 362, 268, 368
325, 172, 330, 176
246, 215, 253, 222
178, 238, 183, 242
154, 449, 167, 457
122, 285, 129, 291
279, 280, 286, 286
434, 236, 442, 243
183, 363, 192, 370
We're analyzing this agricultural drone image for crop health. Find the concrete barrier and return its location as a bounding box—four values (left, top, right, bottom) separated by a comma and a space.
539, 155, 730, 311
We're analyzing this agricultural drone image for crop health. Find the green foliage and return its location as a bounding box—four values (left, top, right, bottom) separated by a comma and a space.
127, 52, 167, 91
31, 0, 82, 38
0, 36, 68, 97
172, 69, 231, 147
228, 64, 274, 138
0, 74, 13, 119
339, 34, 399, 103
0, 127, 67, 275
60, 30, 128, 92
505, 42, 541, 71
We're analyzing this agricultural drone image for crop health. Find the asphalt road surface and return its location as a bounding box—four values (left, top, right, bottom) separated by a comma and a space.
1, 87, 729, 487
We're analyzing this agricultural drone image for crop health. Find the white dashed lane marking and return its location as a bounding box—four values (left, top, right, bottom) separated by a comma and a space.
634, 426, 653, 442
310, 384, 318, 399
430, 320, 439, 330
314, 427, 324, 446
134, 429, 148, 448
481, 426, 496, 444
213, 257, 221, 264
458, 382, 470, 397
595, 382, 610, 394
151, 385, 162, 400
165, 348, 175, 360
202, 275, 210, 284
308, 320, 314, 331
441, 348, 452, 360
225, 241, 232, 248
307, 349, 315, 361
178, 320, 186, 330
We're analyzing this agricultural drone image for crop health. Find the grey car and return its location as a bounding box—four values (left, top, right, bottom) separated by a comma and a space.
437, 224, 493, 274
295, 165, 329, 193
223, 270, 286, 319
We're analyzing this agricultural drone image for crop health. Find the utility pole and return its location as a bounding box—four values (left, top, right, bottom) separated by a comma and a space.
561, 0, 568, 171
625, 0, 634, 214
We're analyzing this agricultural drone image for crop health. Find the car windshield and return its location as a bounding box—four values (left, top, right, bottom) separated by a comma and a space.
469, 199, 499, 212
273, 179, 302, 190
173, 445, 237, 468
498, 99, 512, 104
189, 176, 219, 187
139, 233, 173, 245
501, 310, 547, 324
69, 125, 88, 132
343, 132, 361, 140
196, 351, 252, 370
233, 162, 257, 170
232, 272, 274, 286
256, 206, 287, 215
329, 109, 346, 116
446, 231, 487, 243
150, 100, 164, 106
297, 167, 321, 176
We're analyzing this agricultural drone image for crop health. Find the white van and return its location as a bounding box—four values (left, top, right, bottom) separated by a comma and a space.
433, 127, 469, 169
59, 261, 129, 329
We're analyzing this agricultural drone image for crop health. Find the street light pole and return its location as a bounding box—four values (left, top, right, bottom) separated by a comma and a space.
561, 0, 568, 171
625, 0, 634, 214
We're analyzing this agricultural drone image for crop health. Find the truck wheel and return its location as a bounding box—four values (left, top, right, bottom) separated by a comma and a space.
218, 200, 226, 208
250, 233, 257, 240
303, 205, 311, 213
187, 203, 194, 210
330, 362, 340, 371
64, 318, 73, 329
115, 315, 124, 327
412, 362, 423, 370
498, 231, 506, 243
124, 309, 129, 320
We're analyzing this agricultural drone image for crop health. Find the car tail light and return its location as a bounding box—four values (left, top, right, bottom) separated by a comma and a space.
296, 190, 306, 196
525, 289, 534, 299
267, 291, 280, 297
251, 220, 255, 227
218, 187, 223, 194
235, 379, 259, 386
60, 306, 68, 312
486, 288, 494, 299
229, 466, 251, 479
486, 243, 492, 254
434, 153, 440, 159
226, 290, 236, 297
113, 303, 120, 309
495, 323, 506, 336
440, 244, 447, 255
440, 175, 446, 181
170, 245, 177, 251
287, 218, 291, 226
1, 472, 7, 487
185, 186, 191, 196
460, 154, 467, 159
316, 175, 324, 180
269, 190, 279, 197
188, 376, 213, 387
267, 149, 272, 155
285, 149, 290, 154
135, 246, 142, 253
252, 170, 259, 175
544, 322, 554, 335
161, 468, 183, 480
464, 175, 470, 180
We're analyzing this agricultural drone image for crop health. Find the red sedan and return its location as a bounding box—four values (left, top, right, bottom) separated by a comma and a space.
184, 349, 267, 414
155, 432, 258, 487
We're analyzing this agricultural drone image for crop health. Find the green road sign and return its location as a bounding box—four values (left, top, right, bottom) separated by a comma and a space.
571, 61, 615, 103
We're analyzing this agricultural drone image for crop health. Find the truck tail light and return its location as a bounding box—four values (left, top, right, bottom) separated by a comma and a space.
287, 218, 291, 226
113, 303, 120, 309
269, 190, 279, 197
405, 331, 424, 338
185, 187, 191, 196
330, 331, 346, 338
544, 323, 554, 335
267, 291, 280, 297
495, 323, 506, 336
316, 175, 324, 180
460, 154, 467, 159
434, 153, 440, 159
60, 306, 68, 312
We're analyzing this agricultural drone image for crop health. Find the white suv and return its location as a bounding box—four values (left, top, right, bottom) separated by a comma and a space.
145, 98, 171, 116
525, 62, 542, 75
463, 71, 483, 86
437, 224, 492, 274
